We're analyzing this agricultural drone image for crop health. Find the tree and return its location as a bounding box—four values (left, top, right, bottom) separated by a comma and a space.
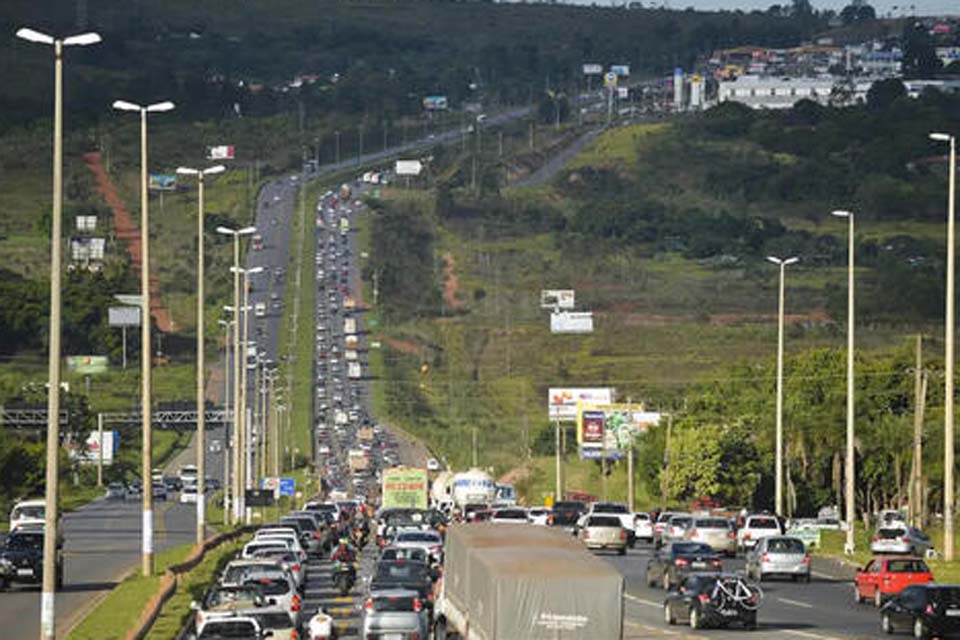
866, 78, 906, 110
901, 22, 943, 78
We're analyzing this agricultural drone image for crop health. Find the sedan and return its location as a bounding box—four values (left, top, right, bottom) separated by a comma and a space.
105, 482, 126, 500
871, 526, 933, 557
646, 542, 722, 590
745, 536, 810, 582
880, 584, 960, 638
685, 517, 736, 556
579, 515, 627, 555
361, 588, 430, 640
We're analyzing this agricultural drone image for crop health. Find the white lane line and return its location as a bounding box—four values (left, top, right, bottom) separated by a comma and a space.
782, 630, 843, 640
777, 597, 815, 609
624, 593, 663, 607
812, 570, 843, 580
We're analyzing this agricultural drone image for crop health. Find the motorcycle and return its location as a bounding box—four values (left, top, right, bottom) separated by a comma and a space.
332, 561, 357, 596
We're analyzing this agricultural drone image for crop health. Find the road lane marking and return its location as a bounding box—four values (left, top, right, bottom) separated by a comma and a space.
783, 630, 843, 640
777, 597, 814, 609
624, 592, 663, 607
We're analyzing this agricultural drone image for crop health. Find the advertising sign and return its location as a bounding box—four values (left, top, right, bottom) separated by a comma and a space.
73, 429, 118, 465
604, 72, 618, 89
577, 404, 659, 459
71, 238, 105, 261
206, 145, 236, 160
618, 87, 629, 99
148, 174, 177, 191
381, 467, 429, 509
245, 489, 275, 507
108, 306, 141, 328
540, 289, 575, 309
548, 387, 615, 420
610, 64, 631, 77
76, 215, 97, 232
582, 63, 603, 75
550, 311, 593, 334
395, 160, 424, 176
422, 95, 449, 111
66, 355, 109, 374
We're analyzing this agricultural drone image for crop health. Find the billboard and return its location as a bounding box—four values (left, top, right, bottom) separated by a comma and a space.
576, 404, 660, 459
395, 160, 423, 176
610, 64, 631, 77
66, 355, 108, 374
540, 289, 575, 309
108, 306, 141, 327
148, 174, 177, 191
550, 311, 593, 334
381, 467, 429, 509
72, 429, 118, 465
548, 387, 615, 420
617, 87, 629, 99
582, 63, 603, 75
422, 95, 448, 111
207, 145, 236, 160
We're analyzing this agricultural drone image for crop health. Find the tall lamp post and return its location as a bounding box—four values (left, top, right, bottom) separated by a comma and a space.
217, 226, 256, 522
233, 265, 263, 523
832, 210, 857, 553
218, 316, 234, 521
113, 98, 175, 577
177, 164, 225, 544
767, 255, 799, 517
15, 26, 101, 640
932, 131, 957, 561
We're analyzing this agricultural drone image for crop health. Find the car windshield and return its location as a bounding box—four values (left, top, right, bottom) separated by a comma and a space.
888, 559, 930, 573
931, 587, 960, 607
673, 543, 713, 555
7, 533, 43, 549
397, 532, 440, 543
670, 517, 692, 527
553, 502, 584, 512
206, 587, 260, 608
223, 566, 284, 584
12, 506, 43, 520
372, 594, 420, 612
878, 528, 906, 539
375, 563, 429, 581
198, 621, 259, 639
244, 577, 290, 596
695, 518, 730, 529
767, 538, 805, 553
494, 510, 527, 519
588, 516, 622, 528
594, 503, 628, 514
749, 517, 779, 529
382, 548, 426, 562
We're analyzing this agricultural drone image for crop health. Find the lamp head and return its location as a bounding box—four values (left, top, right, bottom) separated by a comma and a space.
15, 28, 55, 45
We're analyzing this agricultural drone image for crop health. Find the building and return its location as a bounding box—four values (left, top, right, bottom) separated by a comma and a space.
717, 76, 871, 109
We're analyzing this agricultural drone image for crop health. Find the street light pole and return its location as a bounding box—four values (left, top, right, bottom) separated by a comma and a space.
16, 26, 101, 640
113, 98, 175, 576
932, 132, 957, 561
767, 255, 799, 517
832, 210, 856, 553
239, 266, 262, 523
177, 165, 225, 544
219, 316, 233, 520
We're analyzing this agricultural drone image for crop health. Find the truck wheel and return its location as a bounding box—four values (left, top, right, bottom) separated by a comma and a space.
434, 621, 447, 640
618, 547, 627, 556
743, 612, 758, 631
645, 569, 655, 588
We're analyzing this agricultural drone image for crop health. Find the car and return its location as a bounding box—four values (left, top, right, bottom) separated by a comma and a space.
579, 515, 628, 555
528, 507, 552, 527
745, 535, 810, 582
871, 526, 933, 557
247, 547, 306, 587
549, 500, 586, 531
361, 588, 430, 640
369, 560, 434, 607
192, 584, 266, 629
192, 615, 263, 640
634, 512, 655, 544
392, 530, 444, 562
152, 481, 168, 501
490, 508, 529, 524
880, 584, 960, 638
653, 511, 678, 548
9, 499, 45, 531
379, 546, 429, 566
663, 573, 761, 630
426, 458, 441, 472
855, 556, 933, 607
126, 480, 143, 499
737, 514, 783, 552
686, 517, 737, 556
583, 502, 638, 547
180, 484, 198, 504
0, 527, 64, 590
646, 542, 723, 590
663, 514, 694, 545
105, 482, 126, 500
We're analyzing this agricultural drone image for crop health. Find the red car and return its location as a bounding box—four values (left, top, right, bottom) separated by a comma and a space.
854, 556, 933, 607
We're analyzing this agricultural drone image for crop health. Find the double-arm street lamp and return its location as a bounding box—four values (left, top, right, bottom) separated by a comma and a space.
15, 25, 101, 640
767, 255, 799, 517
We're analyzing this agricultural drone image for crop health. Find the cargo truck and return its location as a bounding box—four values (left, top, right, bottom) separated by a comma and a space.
348, 362, 362, 379
344, 318, 357, 335
348, 449, 369, 473
435, 524, 624, 640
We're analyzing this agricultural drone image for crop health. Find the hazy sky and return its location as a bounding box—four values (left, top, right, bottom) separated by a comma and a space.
575, 0, 958, 17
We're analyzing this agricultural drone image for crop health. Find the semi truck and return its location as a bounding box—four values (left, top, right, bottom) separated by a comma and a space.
348, 449, 369, 473
344, 318, 357, 335
434, 524, 624, 640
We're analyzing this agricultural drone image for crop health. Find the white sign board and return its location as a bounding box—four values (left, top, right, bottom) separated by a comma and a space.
582, 63, 603, 75
108, 306, 141, 327
618, 87, 629, 99
395, 160, 423, 176
540, 289, 575, 309
72, 430, 117, 465
114, 294, 143, 306
207, 145, 235, 160
76, 215, 97, 232
551, 311, 593, 334
71, 238, 105, 261
549, 387, 615, 420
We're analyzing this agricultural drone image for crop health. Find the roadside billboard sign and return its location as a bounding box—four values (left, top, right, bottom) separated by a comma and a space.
70, 238, 105, 261
245, 489, 275, 507
66, 355, 108, 374
422, 95, 448, 111
611, 64, 631, 77
576, 404, 659, 459
148, 174, 177, 191
550, 311, 593, 334
540, 289, 575, 309
108, 306, 141, 327
206, 145, 236, 160
582, 63, 603, 75
75, 215, 97, 232
548, 387, 614, 420
72, 429, 118, 465
381, 467, 429, 509
604, 72, 618, 89
395, 160, 423, 176
618, 87, 629, 99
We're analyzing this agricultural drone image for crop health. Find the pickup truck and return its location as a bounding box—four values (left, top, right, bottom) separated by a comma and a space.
0, 527, 63, 590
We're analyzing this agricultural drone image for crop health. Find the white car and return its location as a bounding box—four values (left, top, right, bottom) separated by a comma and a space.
9, 499, 45, 531
393, 530, 444, 562
179, 484, 198, 504
219, 562, 301, 625
581, 502, 638, 546
490, 508, 529, 524
426, 458, 441, 472
737, 514, 784, 552
255, 529, 307, 562
633, 512, 654, 543
528, 507, 552, 526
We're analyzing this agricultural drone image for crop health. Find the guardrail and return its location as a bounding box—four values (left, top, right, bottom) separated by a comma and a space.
126, 525, 255, 640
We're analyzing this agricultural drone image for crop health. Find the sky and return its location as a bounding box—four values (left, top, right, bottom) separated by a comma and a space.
572, 0, 958, 17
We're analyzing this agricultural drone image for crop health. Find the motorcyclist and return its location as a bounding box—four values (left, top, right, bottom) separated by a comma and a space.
331, 537, 356, 564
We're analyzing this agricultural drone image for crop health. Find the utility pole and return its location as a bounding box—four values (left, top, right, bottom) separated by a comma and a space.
555, 419, 562, 501
627, 440, 635, 512
96, 413, 103, 487
911, 335, 927, 527
768, 256, 798, 517
661, 413, 673, 509
472, 428, 478, 467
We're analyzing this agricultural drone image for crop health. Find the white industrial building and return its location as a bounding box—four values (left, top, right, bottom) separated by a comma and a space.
717, 76, 872, 109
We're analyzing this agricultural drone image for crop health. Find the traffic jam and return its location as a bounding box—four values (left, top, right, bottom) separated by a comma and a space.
178, 175, 960, 640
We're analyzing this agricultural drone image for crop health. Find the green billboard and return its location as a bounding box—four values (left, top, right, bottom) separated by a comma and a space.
381, 467, 428, 509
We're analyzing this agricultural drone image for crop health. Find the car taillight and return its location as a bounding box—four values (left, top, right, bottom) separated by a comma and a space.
292, 594, 301, 606
290, 631, 298, 639
698, 594, 710, 604
410, 634, 420, 640
314, 531, 321, 540
291, 602, 300, 612
711, 559, 722, 567
292, 564, 300, 573
582, 530, 589, 539
903, 536, 911, 543
620, 529, 627, 541
872, 536, 879, 542
802, 555, 810, 564
690, 529, 699, 538
676, 558, 689, 567
548, 515, 555, 525
744, 533, 751, 539
364, 598, 373, 610
413, 598, 423, 612
926, 604, 936, 615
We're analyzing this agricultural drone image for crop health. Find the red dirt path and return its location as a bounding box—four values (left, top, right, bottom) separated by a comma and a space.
83, 152, 173, 332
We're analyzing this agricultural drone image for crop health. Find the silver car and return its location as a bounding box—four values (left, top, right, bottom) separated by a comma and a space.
361, 588, 430, 640
578, 515, 627, 555
871, 526, 932, 556
745, 535, 810, 582
685, 517, 737, 556
663, 514, 694, 544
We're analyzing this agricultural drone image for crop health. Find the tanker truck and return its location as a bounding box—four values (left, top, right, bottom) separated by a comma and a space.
451, 468, 497, 511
